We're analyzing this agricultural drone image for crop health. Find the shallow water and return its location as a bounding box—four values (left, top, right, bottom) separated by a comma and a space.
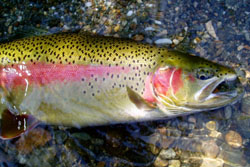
0, 0, 249, 167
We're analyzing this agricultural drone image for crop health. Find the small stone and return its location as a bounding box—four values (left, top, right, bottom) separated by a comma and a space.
235, 68, 246, 78
205, 21, 218, 39
241, 96, 250, 115
200, 158, 223, 167
187, 116, 196, 124
149, 143, 160, 155
17, 16, 22, 22
161, 136, 174, 149
237, 45, 244, 51
127, 10, 134, 17
173, 39, 179, 45
8, 26, 12, 34
178, 122, 189, 130
193, 37, 201, 44
154, 156, 168, 167
155, 38, 172, 45
209, 130, 222, 138
169, 160, 181, 167
205, 121, 218, 131
114, 24, 120, 32
145, 27, 155, 31
133, 34, 144, 41
63, 25, 70, 30
201, 140, 220, 158
159, 148, 176, 160
85, 2, 92, 7
224, 106, 232, 119
225, 130, 242, 148
154, 20, 162, 25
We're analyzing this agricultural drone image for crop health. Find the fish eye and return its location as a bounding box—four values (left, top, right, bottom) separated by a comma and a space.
196, 68, 214, 80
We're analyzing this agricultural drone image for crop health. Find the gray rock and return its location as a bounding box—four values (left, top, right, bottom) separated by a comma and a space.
241, 96, 250, 115
224, 106, 232, 119
159, 148, 176, 160
201, 140, 220, 158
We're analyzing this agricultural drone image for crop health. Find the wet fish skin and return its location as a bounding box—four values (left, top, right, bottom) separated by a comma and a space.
0, 33, 244, 136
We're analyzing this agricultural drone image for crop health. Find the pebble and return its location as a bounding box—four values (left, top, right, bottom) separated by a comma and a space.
150, 143, 160, 155
154, 20, 162, 25
132, 34, 144, 41
154, 156, 168, 167
201, 140, 220, 158
168, 160, 181, 167
159, 148, 176, 160
114, 24, 120, 32
145, 27, 155, 31
241, 96, 250, 115
156, 30, 168, 37
200, 158, 223, 167
155, 38, 172, 45
225, 130, 242, 148
209, 130, 222, 138
187, 116, 196, 124
178, 122, 189, 130
237, 45, 244, 51
205, 121, 218, 131
160, 136, 174, 149
235, 68, 246, 78
224, 106, 232, 119
127, 10, 134, 17
85, 2, 92, 7
173, 39, 179, 45
205, 21, 218, 39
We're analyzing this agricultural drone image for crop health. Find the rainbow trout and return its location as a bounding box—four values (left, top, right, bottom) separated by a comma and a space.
0, 33, 244, 139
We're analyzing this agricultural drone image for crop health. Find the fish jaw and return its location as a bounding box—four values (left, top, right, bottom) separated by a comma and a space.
148, 64, 244, 112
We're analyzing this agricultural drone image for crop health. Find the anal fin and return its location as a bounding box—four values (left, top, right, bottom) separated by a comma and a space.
0, 109, 39, 140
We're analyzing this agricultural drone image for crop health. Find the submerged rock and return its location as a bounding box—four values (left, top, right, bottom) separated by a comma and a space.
225, 130, 242, 148
159, 148, 176, 160
15, 128, 52, 154
200, 158, 223, 167
154, 156, 168, 167
201, 140, 220, 158
168, 160, 181, 167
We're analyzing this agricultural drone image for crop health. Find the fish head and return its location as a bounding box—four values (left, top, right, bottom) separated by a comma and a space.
151, 51, 244, 113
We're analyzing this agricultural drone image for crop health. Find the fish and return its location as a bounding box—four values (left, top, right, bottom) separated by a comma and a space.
0, 33, 244, 139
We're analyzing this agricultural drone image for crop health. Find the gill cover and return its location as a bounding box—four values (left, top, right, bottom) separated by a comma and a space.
149, 62, 244, 113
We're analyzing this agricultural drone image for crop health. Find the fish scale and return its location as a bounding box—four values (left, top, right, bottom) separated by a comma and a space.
0, 33, 163, 96
0, 33, 243, 139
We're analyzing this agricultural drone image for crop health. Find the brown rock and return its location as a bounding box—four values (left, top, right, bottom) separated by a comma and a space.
15, 128, 52, 154
201, 140, 220, 158
225, 130, 242, 148
133, 34, 144, 41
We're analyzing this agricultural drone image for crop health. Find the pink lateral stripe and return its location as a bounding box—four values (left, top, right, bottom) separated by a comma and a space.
0, 63, 130, 88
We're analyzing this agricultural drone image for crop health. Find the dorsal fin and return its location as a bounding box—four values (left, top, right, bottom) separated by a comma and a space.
0, 109, 39, 139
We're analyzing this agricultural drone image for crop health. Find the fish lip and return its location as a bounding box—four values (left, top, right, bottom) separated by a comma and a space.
206, 75, 242, 100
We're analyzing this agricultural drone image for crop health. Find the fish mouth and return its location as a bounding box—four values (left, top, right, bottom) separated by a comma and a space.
202, 75, 244, 102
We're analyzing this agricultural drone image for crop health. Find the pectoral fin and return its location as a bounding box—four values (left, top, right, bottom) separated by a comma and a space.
0, 109, 39, 139
127, 86, 156, 111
